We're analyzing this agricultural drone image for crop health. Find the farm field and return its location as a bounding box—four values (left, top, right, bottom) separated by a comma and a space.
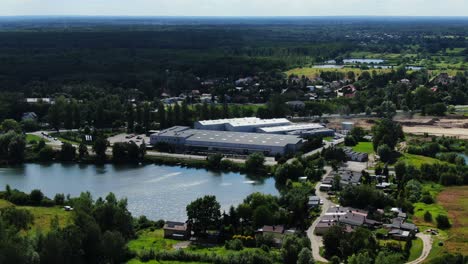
285, 67, 391, 79
437, 186, 468, 254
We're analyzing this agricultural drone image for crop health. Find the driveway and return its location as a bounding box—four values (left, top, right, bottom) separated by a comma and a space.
406, 233, 432, 264
307, 166, 335, 263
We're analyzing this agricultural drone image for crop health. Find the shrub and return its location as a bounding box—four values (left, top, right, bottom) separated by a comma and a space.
424, 211, 432, 222
421, 194, 435, 204
344, 136, 357, 146
436, 215, 451, 229
225, 239, 244, 251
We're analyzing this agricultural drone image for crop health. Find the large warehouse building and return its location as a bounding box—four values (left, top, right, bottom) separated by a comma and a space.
150, 126, 303, 156
257, 123, 325, 134
194, 117, 291, 132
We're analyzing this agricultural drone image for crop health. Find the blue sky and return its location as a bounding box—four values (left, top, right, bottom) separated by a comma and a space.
1, 0, 467, 16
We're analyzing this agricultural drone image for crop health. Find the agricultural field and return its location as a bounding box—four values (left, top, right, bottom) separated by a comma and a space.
437, 186, 468, 254
286, 67, 391, 79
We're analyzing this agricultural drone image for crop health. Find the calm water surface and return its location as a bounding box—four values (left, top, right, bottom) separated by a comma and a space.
0, 163, 278, 221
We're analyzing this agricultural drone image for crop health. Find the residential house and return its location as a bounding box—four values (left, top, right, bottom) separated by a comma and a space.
308, 196, 321, 209
336, 85, 356, 98
163, 221, 190, 240
22, 112, 38, 121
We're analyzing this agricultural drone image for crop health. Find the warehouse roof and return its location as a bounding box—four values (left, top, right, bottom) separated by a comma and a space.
187, 129, 302, 147
196, 117, 259, 126
227, 118, 290, 128
154, 126, 302, 147
258, 123, 324, 133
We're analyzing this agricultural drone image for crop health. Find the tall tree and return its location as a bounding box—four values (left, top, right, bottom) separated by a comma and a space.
126, 104, 135, 132
186, 195, 221, 235
157, 103, 166, 129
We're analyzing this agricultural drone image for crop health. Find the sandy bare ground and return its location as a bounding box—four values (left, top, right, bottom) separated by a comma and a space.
403, 126, 468, 139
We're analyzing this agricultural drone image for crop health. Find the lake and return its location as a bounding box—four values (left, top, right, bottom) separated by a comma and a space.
325, 58, 385, 64
0, 163, 278, 221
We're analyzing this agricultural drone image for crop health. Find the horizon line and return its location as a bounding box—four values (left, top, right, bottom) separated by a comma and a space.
1, 15, 468, 18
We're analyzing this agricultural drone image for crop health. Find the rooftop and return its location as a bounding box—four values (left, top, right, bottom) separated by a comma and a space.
154, 126, 303, 147
196, 117, 260, 126
164, 221, 187, 231
227, 118, 291, 127
258, 123, 324, 133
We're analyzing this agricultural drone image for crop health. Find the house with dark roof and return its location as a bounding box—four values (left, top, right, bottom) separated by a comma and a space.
308, 196, 321, 208
257, 225, 286, 247
343, 148, 368, 162
314, 207, 381, 235
163, 221, 190, 240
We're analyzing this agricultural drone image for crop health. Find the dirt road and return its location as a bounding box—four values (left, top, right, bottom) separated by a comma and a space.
403, 126, 468, 139
406, 233, 433, 264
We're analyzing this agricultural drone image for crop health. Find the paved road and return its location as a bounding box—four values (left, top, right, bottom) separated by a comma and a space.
28, 131, 63, 147
307, 166, 335, 263
406, 233, 433, 264
287, 137, 344, 164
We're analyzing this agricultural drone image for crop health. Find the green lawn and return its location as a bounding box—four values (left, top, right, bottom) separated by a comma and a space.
26, 134, 47, 143
0, 199, 72, 233
399, 153, 445, 167
324, 137, 334, 142
352, 142, 374, 154
408, 237, 423, 262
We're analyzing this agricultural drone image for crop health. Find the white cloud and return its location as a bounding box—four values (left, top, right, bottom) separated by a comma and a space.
0, 0, 467, 16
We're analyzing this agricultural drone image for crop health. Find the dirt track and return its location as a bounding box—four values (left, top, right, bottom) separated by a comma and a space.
403, 126, 468, 139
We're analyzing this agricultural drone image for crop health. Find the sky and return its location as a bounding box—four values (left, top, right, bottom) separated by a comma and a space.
1, 0, 467, 17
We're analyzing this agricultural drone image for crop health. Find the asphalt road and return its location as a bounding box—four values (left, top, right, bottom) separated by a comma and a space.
307, 166, 335, 263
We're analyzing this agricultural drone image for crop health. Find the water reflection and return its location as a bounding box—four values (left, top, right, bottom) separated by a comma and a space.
0, 163, 278, 221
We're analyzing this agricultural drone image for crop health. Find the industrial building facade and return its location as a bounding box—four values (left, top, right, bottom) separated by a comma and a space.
150, 126, 303, 156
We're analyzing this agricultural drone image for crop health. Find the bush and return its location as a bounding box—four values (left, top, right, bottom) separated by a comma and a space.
424, 211, 433, 222
38, 146, 55, 161
225, 239, 244, 251
436, 215, 451, 229
54, 193, 65, 205
377, 144, 392, 162
29, 189, 44, 205
421, 194, 435, 204
344, 136, 357, 146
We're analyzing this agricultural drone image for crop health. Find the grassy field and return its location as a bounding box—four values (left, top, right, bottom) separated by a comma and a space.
128, 229, 179, 254
0, 199, 71, 232
398, 153, 445, 167
408, 237, 424, 262
437, 186, 468, 254
352, 142, 374, 154
412, 202, 447, 227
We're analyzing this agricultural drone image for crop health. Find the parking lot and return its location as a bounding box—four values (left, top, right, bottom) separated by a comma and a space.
107, 133, 150, 146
